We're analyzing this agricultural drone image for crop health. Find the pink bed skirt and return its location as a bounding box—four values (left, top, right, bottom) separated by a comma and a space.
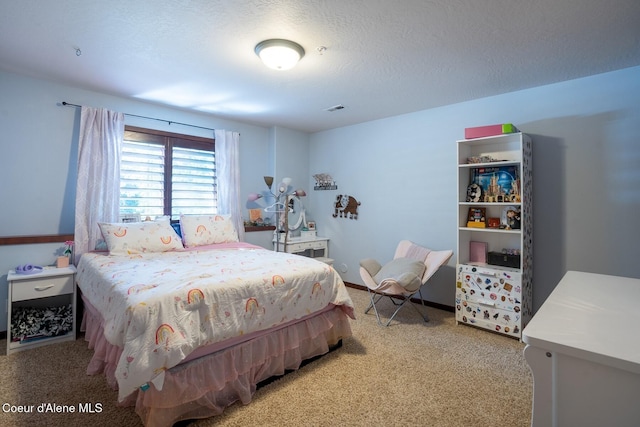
81, 299, 352, 427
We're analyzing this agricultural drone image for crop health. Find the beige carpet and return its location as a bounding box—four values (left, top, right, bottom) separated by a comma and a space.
0, 288, 532, 427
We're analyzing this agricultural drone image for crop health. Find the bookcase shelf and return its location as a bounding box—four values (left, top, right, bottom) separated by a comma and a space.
455, 132, 533, 339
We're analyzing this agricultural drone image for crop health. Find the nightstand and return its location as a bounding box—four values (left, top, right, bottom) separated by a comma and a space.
273, 236, 334, 265
6, 265, 77, 355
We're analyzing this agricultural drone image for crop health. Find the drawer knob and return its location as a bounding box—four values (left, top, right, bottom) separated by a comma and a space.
35, 284, 56, 291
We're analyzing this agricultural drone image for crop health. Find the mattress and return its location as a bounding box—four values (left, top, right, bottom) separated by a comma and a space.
76, 243, 355, 402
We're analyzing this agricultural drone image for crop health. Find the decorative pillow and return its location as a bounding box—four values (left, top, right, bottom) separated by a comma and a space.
374, 257, 427, 292
98, 221, 184, 255
170, 222, 182, 238
180, 214, 239, 247
359, 258, 382, 277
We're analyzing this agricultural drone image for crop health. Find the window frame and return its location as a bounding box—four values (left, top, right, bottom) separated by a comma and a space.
122, 126, 216, 219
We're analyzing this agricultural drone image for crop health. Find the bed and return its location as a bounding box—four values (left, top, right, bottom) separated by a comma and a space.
76, 217, 354, 426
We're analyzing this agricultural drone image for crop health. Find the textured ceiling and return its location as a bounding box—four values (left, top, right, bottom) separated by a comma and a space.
1, 0, 640, 133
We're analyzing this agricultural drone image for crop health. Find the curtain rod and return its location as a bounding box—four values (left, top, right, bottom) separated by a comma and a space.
61, 101, 216, 132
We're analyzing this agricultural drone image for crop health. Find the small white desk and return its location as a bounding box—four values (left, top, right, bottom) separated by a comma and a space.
273, 236, 333, 265
522, 271, 640, 427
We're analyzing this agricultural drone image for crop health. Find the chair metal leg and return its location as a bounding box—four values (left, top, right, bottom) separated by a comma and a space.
410, 289, 429, 322
365, 290, 387, 326
365, 288, 430, 326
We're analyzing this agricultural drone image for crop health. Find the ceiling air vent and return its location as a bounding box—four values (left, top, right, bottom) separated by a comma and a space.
324, 104, 345, 112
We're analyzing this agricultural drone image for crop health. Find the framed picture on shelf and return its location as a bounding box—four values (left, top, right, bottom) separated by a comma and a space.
307, 221, 316, 230
466, 207, 486, 228
249, 209, 263, 223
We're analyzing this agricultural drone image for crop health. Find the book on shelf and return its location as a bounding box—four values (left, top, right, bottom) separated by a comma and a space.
469, 241, 488, 264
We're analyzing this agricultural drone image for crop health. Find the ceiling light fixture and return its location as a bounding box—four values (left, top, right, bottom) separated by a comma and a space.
255, 39, 305, 71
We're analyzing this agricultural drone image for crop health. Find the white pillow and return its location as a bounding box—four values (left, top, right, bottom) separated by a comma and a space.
98, 221, 184, 255
180, 214, 239, 247
374, 257, 427, 292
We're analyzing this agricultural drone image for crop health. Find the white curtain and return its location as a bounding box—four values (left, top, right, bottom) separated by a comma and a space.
74, 107, 125, 262
215, 129, 245, 242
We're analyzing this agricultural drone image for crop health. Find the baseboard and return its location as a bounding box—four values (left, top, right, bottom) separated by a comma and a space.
343, 282, 455, 313
0, 331, 5, 340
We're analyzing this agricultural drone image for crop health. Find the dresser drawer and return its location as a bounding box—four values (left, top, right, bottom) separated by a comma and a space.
457, 264, 522, 300
455, 295, 522, 336
309, 241, 327, 250
11, 274, 74, 302
286, 242, 306, 252
288, 241, 326, 252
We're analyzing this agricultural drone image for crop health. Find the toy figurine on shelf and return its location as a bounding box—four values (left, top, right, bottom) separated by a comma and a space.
485, 173, 500, 202
505, 208, 521, 230
484, 173, 509, 203
510, 178, 521, 202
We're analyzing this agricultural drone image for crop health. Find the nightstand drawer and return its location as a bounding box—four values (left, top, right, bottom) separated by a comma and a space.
11, 275, 74, 302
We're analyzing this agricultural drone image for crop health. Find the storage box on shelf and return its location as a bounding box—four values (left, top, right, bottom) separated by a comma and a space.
455, 132, 532, 339
464, 123, 518, 140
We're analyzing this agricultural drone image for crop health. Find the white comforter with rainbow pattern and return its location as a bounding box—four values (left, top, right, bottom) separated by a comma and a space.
76, 243, 354, 401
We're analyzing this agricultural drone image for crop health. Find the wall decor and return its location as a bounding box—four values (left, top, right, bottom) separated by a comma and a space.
332, 194, 360, 219
313, 173, 337, 190
248, 208, 263, 224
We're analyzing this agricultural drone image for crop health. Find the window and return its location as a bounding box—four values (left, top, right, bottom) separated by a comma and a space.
119, 126, 216, 220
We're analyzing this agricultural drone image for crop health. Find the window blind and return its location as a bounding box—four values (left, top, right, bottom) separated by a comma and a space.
171, 146, 217, 218
120, 137, 217, 220
120, 141, 165, 218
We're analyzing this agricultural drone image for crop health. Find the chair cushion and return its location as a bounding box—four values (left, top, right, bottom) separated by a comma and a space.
374, 257, 427, 292
359, 258, 382, 277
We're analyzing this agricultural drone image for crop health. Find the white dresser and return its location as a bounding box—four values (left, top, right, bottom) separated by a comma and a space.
522, 271, 640, 427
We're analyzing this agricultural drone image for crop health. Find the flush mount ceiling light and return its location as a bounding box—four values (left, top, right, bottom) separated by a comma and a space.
255, 39, 305, 71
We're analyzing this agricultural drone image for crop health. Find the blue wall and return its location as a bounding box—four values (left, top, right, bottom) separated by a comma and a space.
0, 70, 302, 331
1, 65, 639, 332
308, 66, 640, 311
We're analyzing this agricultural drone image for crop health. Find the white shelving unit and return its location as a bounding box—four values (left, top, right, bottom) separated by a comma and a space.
455, 132, 532, 339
